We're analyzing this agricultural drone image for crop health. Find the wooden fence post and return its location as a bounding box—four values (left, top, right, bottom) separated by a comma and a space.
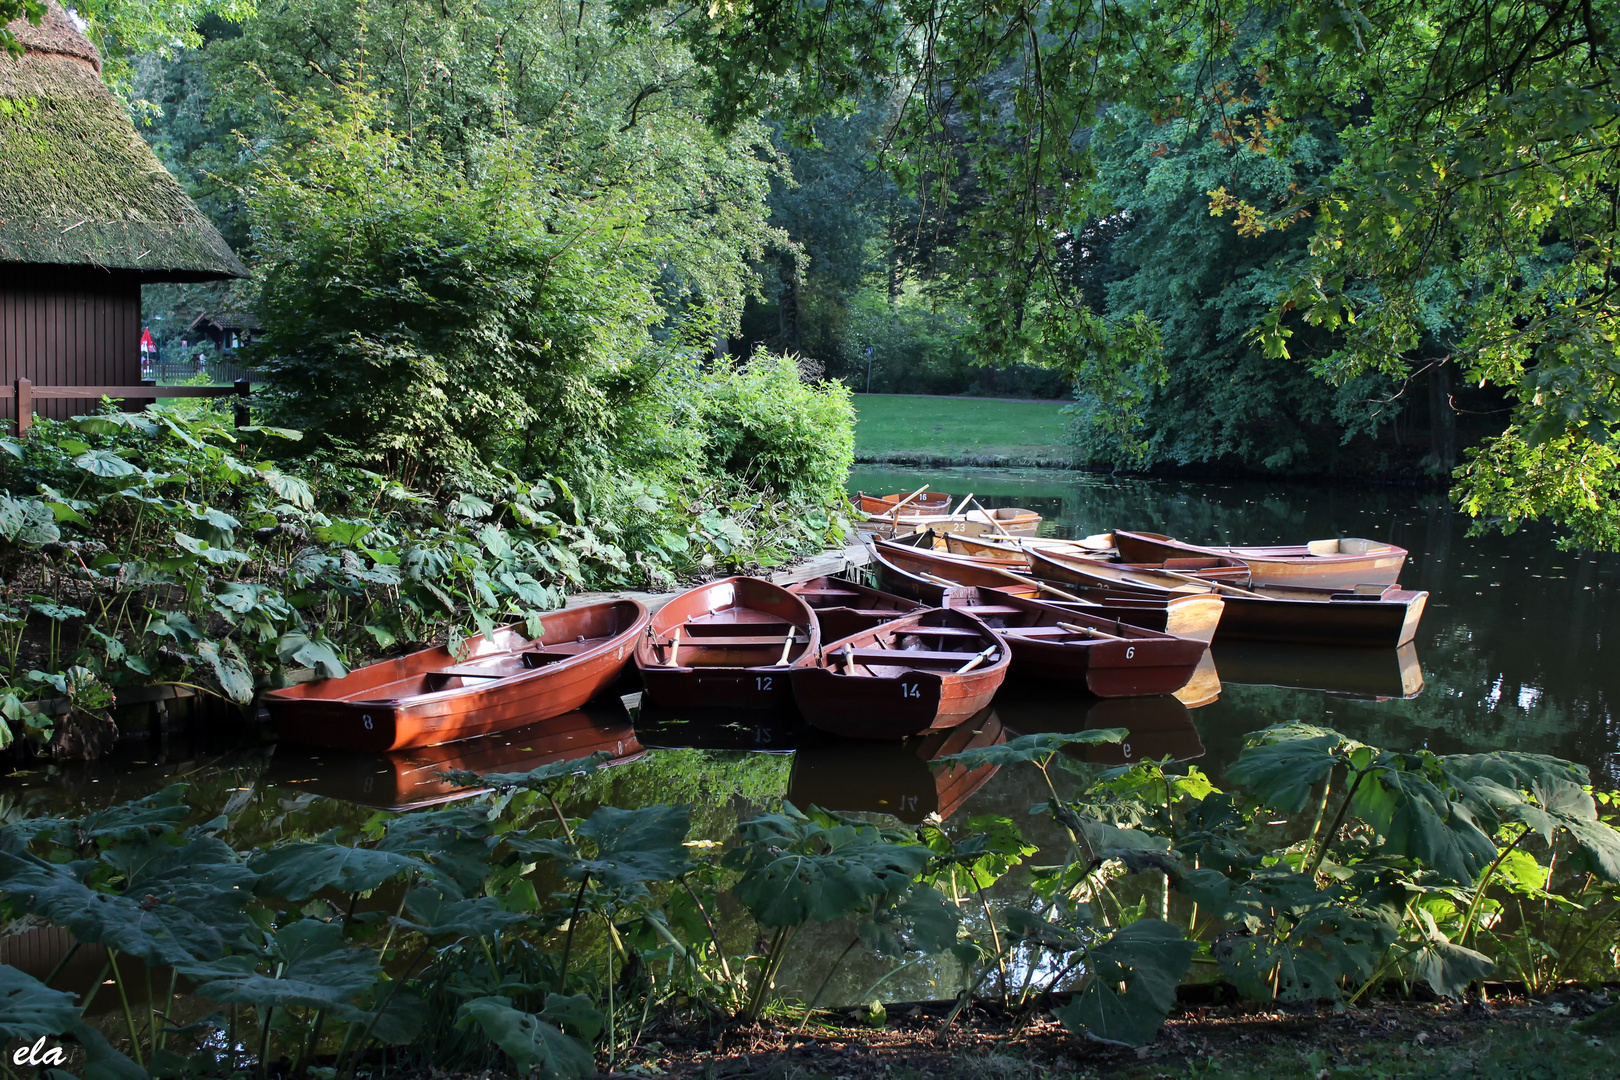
14, 378, 32, 437
233, 379, 250, 429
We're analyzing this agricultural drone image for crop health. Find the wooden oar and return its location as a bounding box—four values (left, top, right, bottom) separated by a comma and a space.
665, 626, 682, 667
955, 644, 1001, 673
889, 484, 930, 527
777, 628, 798, 666
949, 492, 975, 517
1057, 620, 1129, 642
918, 557, 1087, 604
969, 495, 1016, 538
1146, 566, 1265, 598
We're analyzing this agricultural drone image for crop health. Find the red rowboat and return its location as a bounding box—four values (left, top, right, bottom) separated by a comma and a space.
790, 608, 1010, 739
263, 600, 649, 752
870, 538, 1226, 644
634, 577, 820, 707
856, 491, 955, 516
946, 590, 1207, 697
1112, 530, 1408, 589
787, 575, 923, 641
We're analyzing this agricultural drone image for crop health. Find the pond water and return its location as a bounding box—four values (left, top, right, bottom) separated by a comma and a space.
4, 465, 1619, 1009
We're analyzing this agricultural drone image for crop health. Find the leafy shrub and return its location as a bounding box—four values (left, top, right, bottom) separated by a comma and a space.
697, 354, 855, 507
0, 400, 845, 752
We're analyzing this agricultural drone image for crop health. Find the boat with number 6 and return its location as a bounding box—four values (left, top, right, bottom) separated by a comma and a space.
634, 577, 821, 708
263, 599, 650, 752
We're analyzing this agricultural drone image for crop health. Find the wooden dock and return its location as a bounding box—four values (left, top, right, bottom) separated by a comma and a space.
563, 539, 874, 615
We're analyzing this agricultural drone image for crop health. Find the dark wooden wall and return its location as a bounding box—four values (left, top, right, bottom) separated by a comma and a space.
0, 264, 143, 427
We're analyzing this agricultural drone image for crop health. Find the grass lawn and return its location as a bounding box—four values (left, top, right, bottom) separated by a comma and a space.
852, 393, 1071, 465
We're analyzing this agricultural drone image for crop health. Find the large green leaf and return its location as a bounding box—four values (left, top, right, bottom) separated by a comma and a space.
0, 495, 60, 546
195, 640, 255, 703
177, 920, 383, 1014
394, 888, 531, 940
0, 854, 246, 965
859, 885, 961, 958
1224, 725, 1350, 814
0, 966, 81, 1040
441, 751, 612, 792
251, 836, 428, 899
456, 996, 594, 1080
1053, 919, 1196, 1047
74, 449, 139, 478
70, 1021, 147, 1080
276, 631, 348, 679
1482, 779, 1620, 883
940, 729, 1125, 770
1350, 762, 1498, 884
566, 804, 692, 889
726, 805, 931, 927
1406, 939, 1494, 998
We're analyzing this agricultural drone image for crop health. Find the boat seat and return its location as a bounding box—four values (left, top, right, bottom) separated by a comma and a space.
840, 648, 991, 665
666, 634, 795, 647
685, 620, 793, 636
429, 663, 512, 679
953, 604, 1024, 616
795, 588, 864, 600
893, 626, 986, 638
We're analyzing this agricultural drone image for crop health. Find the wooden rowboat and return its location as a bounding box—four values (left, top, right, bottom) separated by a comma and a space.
858, 506, 1044, 538
1112, 530, 1408, 589
265, 709, 644, 810
264, 600, 649, 752
946, 591, 1206, 697
1028, 547, 1428, 648
856, 490, 955, 516
634, 577, 820, 708
787, 710, 1006, 823
787, 575, 923, 641
790, 608, 1010, 739
869, 538, 1227, 644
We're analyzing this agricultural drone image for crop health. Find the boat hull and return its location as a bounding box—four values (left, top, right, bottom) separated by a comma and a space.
264, 601, 648, 752
948, 592, 1207, 697
1113, 531, 1408, 589
790, 609, 1010, 739
634, 576, 820, 709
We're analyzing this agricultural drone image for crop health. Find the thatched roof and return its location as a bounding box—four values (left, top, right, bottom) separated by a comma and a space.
0, 2, 248, 282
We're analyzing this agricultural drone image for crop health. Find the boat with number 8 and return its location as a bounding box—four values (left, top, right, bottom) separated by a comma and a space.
263, 599, 650, 752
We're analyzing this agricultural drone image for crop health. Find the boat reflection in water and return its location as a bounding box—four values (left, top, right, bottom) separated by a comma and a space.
1210, 641, 1424, 700
992, 684, 1205, 767
629, 698, 826, 753
1173, 652, 1221, 709
266, 706, 643, 810
786, 710, 1006, 823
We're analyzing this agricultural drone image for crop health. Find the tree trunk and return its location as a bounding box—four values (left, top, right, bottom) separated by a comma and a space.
1426, 362, 1457, 474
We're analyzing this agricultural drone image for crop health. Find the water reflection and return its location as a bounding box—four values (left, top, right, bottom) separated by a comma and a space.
266, 708, 643, 810
1212, 641, 1425, 700
787, 711, 1005, 822
992, 684, 1205, 766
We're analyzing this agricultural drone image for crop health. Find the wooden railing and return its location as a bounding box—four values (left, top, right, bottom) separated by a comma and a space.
13, 377, 250, 436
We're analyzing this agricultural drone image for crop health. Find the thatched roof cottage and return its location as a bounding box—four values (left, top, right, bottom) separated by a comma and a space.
0, 1, 247, 426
